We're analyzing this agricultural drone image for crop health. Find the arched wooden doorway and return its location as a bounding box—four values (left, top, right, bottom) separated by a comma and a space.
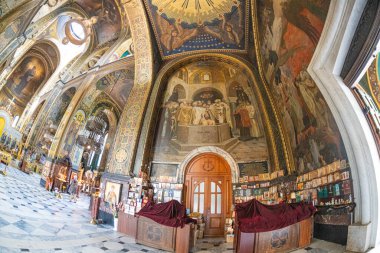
185, 153, 232, 237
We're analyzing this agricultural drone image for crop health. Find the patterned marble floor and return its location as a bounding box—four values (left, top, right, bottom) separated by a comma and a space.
0, 165, 348, 253
0, 165, 167, 253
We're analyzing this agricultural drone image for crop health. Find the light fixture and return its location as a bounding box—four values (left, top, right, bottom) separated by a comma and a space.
76, 115, 107, 151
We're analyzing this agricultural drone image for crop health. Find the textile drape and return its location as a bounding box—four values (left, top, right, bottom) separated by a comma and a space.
235, 199, 316, 233
137, 200, 195, 228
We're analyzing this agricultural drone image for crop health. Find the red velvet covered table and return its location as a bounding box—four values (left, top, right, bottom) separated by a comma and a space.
135, 200, 196, 252
234, 200, 316, 253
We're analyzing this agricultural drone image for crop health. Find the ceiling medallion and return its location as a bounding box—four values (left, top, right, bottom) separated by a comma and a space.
152, 0, 239, 25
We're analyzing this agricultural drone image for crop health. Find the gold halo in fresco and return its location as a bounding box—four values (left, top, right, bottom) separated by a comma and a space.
151, 0, 239, 25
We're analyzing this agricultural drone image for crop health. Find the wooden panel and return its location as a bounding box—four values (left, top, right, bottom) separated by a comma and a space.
210, 217, 221, 228
254, 223, 299, 253
136, 216, 176, 252
175, 223, 193, 253
186, 153, 230, 175
118, 212, 137, 238
235, 218, 313, 253
236, 231, 255, 253
298, 218, 313, 247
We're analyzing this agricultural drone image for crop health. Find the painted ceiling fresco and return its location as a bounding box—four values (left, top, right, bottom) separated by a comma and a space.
96, 69, 134, 107
144, 0, 249, 59
255, 0, 347, 174
76, 0, 121, 45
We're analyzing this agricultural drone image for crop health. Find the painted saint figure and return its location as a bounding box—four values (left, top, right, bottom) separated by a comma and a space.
234, 102, 253, 141
13, 65, 37, 94
245, 102, 262, 138
106, 185, 117, 205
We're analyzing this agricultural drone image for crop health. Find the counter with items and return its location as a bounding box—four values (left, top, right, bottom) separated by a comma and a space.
135, 200, 196, 253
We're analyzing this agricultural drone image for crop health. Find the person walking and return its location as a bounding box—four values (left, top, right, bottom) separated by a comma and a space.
68, 177, 78, 203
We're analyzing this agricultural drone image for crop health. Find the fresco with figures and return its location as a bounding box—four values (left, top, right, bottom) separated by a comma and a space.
152, 61, 269, 166
255, 0, 346, 174
0, 56, 46, 117
144, 0, 249, 58
5, 56, 46, 104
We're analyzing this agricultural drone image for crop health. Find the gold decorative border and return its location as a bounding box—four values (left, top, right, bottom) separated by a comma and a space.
142, 0, 250, 60
251, 0, 294, 172
367, 54, 380, 109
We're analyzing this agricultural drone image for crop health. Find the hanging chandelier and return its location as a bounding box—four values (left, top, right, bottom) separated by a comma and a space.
76, 115, 107, 151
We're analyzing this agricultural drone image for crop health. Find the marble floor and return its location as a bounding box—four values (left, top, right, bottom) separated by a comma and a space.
0, 166, 166, 253
0, 165, 348, 253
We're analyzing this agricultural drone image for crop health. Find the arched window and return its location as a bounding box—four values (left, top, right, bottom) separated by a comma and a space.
12, 115, 19, 128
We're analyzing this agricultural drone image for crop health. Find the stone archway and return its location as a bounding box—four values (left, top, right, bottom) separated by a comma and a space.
307, 1, 380, 250
178, 146, 239, 184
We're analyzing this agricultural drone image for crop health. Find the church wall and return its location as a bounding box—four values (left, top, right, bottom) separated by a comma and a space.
254, 0, 347, 174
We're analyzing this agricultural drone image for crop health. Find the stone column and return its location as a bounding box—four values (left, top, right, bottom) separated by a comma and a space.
107, 0, 153, 176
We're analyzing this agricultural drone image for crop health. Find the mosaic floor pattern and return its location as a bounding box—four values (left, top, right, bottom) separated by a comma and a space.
0, 165, 348, 253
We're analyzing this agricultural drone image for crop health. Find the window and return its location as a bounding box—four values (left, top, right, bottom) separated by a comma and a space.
70, 21, 85, 40
12, 115, 19, 128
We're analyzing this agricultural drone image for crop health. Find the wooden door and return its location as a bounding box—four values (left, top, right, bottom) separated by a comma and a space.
185, 153, 232, 237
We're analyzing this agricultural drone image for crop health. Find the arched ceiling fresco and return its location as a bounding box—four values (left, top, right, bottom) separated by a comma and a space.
76, 0, 122, 45
143, 0, 249, 59
95, 69, 135, 108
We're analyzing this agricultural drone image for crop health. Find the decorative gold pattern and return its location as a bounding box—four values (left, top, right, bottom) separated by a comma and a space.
107, 0, 153, 175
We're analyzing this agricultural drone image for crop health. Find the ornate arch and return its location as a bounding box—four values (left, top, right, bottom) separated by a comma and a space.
177, 146, 239, 184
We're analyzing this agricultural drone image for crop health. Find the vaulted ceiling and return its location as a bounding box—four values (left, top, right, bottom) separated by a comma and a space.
143, 0, 249, 59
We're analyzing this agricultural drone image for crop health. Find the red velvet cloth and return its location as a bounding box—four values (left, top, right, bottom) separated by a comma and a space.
136, 200, 195, 228
235, 199, 316, 233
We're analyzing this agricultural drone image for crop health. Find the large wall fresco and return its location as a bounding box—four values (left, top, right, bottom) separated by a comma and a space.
0, 55, 46, 116
255, 0, 346, 173
76, 0, 121, 45
152, 61, 268, 164
144, 0, 249, 59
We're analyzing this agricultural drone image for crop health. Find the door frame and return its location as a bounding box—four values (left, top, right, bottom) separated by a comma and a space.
184, 152, 233, 237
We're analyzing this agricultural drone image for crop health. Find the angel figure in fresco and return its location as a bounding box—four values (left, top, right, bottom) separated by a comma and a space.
204, 2, 244, 46
156, 14, 198, 51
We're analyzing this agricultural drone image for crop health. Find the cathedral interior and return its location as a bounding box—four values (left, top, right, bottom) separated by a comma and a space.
0, 0, 380, 252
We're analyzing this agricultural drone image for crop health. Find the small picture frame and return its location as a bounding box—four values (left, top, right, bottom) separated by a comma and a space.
104, 181, 122, 206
